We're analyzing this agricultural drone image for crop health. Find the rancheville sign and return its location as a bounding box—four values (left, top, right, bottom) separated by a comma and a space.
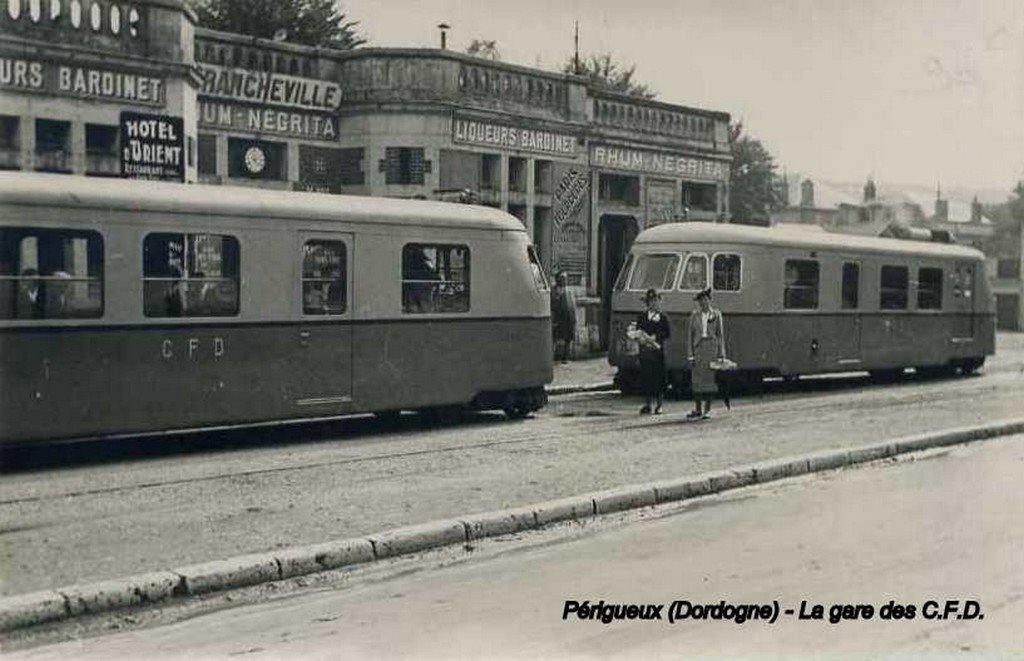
197, 64, 342, 112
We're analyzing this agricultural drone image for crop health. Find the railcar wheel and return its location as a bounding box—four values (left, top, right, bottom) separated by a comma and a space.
869, 369, 904, 383
420, 405, 464, 425
957, 357, 985, 375
373, 410, 403, 424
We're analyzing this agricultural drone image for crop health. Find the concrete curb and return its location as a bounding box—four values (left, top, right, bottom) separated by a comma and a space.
4, 417, 1023, 633
546, 381, 616, 396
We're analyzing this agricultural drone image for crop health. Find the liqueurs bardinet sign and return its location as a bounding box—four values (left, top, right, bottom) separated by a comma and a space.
591, 145, 727, 181
197, 64, 342, 112
120, 112, 184, 181
452, 117, 578, 157
1, 56, 162, 104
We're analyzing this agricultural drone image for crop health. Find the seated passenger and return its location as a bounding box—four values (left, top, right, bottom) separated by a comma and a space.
17, 268, 42, 319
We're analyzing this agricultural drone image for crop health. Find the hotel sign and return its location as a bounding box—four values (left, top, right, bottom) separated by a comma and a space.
452, 117, 579, 157
120, 112, 184, 181
591, 145, 727, 181
197, 64, 342, 112
199, 100, 339, 142
1, 56, 162, 105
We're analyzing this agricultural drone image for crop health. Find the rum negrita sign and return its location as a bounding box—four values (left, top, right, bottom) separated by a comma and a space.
591, 144, 728, 181
120, 112, 184, 181
199, 100, 339, 141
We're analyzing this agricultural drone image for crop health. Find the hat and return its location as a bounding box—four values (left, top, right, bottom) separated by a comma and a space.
694, 287, 712, 301
642, 288, 660, 302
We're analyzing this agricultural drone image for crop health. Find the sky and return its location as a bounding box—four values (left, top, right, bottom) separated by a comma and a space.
342, 0, 1024, 200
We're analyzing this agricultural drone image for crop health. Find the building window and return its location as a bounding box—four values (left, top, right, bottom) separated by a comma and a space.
401, 243, 470, 313
0, 116, 19, 170
534, 160, 553, 195
679, 253, 709, 291
481, 153, 500, 190
508, 156, 527, 193
302, 241, 346, 315
918, 267, 943, 310
35, 119, 71, 173
712, 253, 741, 291
198, 134, 217, 175
85, 124, 119, 177
681, 181, 718, 213
143, 233, 240, 317
627, 253, 680, 290
996, 258, 1020, 279
842, 262, 859, 309
0, 227, 104, 319
228, 138, 286, 180
784, 259, 819, 309
383, 147, 427, 185
598, 173, 640, 206
880, 265, 908, 310
338, 148, 364, 185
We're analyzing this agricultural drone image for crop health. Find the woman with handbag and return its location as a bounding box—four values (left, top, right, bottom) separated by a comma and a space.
685, 288, 727, 419
633, 288, 671, 415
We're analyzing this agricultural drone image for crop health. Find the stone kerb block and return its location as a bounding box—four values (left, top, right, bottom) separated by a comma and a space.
0, 590, 67, 631
368, 520, 467, 560
462, 508, 538, 540
276, 538, 375, 579
61, 571, 181, 616
533, 495, 596, 525
592, 486, 657, 515
175, 554, 281, 595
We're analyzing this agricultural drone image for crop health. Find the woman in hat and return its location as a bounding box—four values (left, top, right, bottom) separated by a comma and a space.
685, 287, 726, 419
634, 288, 671, 414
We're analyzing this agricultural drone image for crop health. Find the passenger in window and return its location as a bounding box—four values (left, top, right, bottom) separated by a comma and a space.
686, 288, 727, 420
550, 271, 577, 363
403, 247, 439, 313
166, 265, 186, 316
17, 268, 42, 319
44, 271, 72, 317
634, 288, 670, 415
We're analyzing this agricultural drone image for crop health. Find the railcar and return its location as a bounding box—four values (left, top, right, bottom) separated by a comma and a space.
609, 222, 994, 392
0, 173, 551, 444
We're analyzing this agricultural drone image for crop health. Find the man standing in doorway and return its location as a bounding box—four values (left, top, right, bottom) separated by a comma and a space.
550, 270, 577, 363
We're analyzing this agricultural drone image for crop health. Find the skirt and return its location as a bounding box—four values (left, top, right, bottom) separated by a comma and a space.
692, 337, 719, 395
638, 347, 666, 397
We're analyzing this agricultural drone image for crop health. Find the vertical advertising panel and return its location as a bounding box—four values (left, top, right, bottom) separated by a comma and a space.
551, 163, 590, 281
645, 178, 678, 228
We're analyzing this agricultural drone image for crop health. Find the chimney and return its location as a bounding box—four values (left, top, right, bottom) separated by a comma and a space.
970, 196, 982, 223
934, 184, 949, 223
863, 177, 876, 203
800, 179, 814, 207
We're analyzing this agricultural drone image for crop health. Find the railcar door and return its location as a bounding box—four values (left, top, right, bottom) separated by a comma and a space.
950, 262, 976, 340
834, 261, 863, 366
290, 232, 354, 414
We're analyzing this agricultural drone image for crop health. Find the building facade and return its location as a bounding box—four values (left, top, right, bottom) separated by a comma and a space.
2, 1, 732, 352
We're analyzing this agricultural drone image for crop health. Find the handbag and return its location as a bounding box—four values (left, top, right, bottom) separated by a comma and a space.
621, 323, 641, 357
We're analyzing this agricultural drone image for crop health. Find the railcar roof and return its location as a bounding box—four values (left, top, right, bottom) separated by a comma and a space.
636, 221, 984, 260
0, 173, 525, 231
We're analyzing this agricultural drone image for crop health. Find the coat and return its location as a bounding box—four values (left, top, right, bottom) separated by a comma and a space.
685, 307, 726, 361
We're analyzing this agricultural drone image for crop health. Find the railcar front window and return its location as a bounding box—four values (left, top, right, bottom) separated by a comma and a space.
302, 241, 346, 315
402, 243, 470, 313
527, 245, 548, 290
712, 253, 741, 291
613, 254, 634, 292
143, 233, 240, 317
917, 267, 943, 310
783, 259, 819, 309
0, 228, 103, 319
678, 253, 709, 291
627, 254, 680, 290
880, 265, 909, 310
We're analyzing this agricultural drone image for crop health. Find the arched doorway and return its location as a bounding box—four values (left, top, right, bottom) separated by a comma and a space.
598, 214, 639, 349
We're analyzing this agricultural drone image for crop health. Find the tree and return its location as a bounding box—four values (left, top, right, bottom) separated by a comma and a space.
466, 39, 500, 61
193, 0, 366, 50
728, 122, 784, 226
562, 53, 656, 99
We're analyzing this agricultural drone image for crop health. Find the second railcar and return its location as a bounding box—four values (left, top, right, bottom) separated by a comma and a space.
0, 173, 552, 444
609, 222, 994, 391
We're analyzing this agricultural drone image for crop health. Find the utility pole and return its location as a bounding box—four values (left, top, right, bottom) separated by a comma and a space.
573, 21, 580, 74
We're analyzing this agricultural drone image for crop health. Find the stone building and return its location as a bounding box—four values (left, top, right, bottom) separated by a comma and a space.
2, 0, 733, 351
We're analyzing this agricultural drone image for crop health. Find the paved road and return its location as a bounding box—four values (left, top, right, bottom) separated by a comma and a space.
1, 335, 1023, 595
9, 434, 1024, 659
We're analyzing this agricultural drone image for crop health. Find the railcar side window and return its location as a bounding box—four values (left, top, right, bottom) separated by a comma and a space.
678, 253, 709, 291
712, 254, 741, 291
783, 259, 819, 309
613, 254, 634, 292
143, 233, 240, 317
302, 241, 346, 315
880, 265, 909, 310
841, 262, 860, 309
0, 228, 103, 319
917, 267, 943, 310
627, 254, 680, 290
402, 243, 470, 313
